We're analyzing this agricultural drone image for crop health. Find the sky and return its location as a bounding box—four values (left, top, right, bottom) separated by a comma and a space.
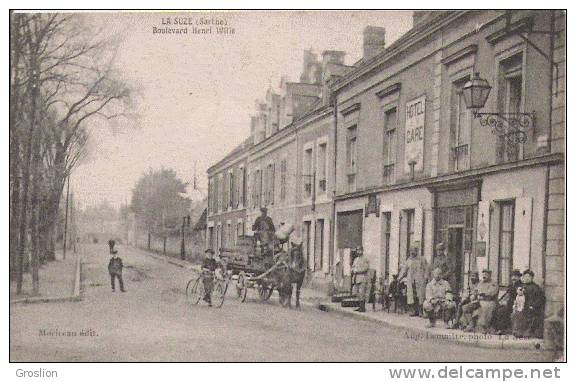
71, 11, 413, 209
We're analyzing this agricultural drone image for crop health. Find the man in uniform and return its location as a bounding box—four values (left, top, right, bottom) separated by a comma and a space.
431, 243, 456, 291
252, 207, 276, 254
423, 268, 455, 328
399, 244, 428, 317
201, 249, 218, 307
476, 269, 499, 334
351, 246, 370, 312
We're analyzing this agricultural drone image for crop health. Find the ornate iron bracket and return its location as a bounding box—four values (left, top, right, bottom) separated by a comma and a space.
472, 110, 535, 144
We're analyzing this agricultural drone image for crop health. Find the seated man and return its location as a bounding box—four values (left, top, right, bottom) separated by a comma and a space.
423, 268, 456, 328
201, 249, 218, 307
453, 272, 480, 329
475, 269, 499, 334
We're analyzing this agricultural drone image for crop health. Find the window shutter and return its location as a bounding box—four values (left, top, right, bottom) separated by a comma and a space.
513, 197, 532, 272
414, 206, 424, 254
322, 219, 331, 274
476, 201, 491, 272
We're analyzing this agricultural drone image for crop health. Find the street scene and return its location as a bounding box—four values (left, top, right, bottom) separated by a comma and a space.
9, 9, 565, 364
10, 244, 553, 362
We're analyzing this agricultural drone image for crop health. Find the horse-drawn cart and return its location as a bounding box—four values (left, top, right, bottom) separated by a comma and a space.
220, 235, 283, 303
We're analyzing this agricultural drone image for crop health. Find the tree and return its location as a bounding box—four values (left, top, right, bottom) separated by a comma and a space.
130, 169, 191, 235
9, 12, 137, 294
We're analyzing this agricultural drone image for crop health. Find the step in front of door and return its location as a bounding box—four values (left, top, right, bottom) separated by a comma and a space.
341, 298, 362, 308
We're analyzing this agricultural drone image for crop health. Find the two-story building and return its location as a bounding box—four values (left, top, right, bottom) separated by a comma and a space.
331, 10, 564, 315
207, 48, 357, 287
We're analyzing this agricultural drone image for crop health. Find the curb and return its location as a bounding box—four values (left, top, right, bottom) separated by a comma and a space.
317, 303, 547, 351
10, 254, 83, 305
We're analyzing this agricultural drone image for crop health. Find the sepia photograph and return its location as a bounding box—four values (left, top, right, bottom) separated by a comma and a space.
8, 6, 566, 368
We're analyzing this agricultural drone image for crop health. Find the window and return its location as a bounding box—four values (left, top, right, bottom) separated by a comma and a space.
214, 176, 220, 212
208, 227, 214, 249
497, 53, 523, 163
317, 142, 328, 193
451, 78, 471, 171
268, 163, 275, 205
346, 126, 357, 192
227, 222, 233, 248
347, 126, 357, 173
383, 108, 397, 184
252, 169, 261, 209
236, 221, 244, 243
382, 212, 392, 279
229, 172, 234, 209
280, 159, 287, 201
240, 167, 246, 206
498, 201, 515, 286
208, 178, 213, 214
304, 147, 313, 198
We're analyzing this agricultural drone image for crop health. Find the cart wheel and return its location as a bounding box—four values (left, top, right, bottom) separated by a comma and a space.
212, 281, 226, 308
236, 272, 248, 302
186, 276, 204, 305
258, 283, 273, 301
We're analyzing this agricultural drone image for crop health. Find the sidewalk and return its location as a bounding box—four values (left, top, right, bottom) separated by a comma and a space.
137, 248, 547, 351
308, 298, 546, 351
10, 250, 82, 304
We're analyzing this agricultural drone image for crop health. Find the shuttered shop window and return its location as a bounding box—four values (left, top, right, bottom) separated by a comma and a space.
337, 210, 363, 249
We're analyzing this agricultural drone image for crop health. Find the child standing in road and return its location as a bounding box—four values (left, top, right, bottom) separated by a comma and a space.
108, 250, 126, 292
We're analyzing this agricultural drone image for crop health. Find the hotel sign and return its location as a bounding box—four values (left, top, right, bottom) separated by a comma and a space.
404, 96, 426, 173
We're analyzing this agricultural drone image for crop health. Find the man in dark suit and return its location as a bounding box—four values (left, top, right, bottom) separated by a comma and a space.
252, 207, 276, 253
108, 250, 126, 292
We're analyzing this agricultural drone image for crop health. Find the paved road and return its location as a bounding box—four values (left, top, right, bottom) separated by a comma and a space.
10, 244, 554, 362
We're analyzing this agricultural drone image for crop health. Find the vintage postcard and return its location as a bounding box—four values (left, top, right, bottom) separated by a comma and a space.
9, 8, 565, 368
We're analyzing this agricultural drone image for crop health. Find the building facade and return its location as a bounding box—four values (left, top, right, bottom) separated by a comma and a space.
331, 10, 564, 315
207, 49, 354, 287
207, 10, 565, 315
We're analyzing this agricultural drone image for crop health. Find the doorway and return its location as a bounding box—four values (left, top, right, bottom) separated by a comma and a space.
446, 227, 464, 293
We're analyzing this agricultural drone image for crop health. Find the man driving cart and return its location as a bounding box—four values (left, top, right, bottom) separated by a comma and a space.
252, 207, 276, 255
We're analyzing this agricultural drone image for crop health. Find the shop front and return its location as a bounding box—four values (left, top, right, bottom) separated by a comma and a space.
431, 182, 480, 294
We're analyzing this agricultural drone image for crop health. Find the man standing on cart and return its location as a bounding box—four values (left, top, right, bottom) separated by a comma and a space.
252, 207, 276, 255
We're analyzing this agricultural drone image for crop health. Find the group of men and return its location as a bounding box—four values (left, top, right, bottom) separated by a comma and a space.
350, 241, 545, 337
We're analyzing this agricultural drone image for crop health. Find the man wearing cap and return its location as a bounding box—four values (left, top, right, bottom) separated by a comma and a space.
108, 249, 126, 292
423, 268, 455, 328
252, 207, 276, 254
476, 269, 499, 333
351, 247, 370, 312
431, 243, 456, 291
399, 244, 428, 317
521, 269, 545, 338
201, 249, 218, 306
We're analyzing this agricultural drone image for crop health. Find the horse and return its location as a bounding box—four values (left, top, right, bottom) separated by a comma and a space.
275, 243, 306, 308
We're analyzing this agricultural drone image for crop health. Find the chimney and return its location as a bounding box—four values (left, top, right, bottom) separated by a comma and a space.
412, 11, 434, 28
363, 26, 386, 61
300, 49, 319, 84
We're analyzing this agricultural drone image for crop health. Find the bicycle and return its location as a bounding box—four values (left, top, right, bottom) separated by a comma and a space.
186, 268, 228, 308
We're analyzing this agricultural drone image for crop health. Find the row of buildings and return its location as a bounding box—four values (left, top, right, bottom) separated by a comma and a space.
206, 10, 565, 315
